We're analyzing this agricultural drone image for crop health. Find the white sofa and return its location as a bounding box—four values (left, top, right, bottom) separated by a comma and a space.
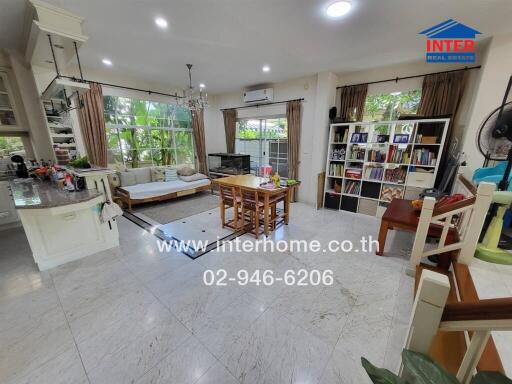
112, 166, 211, 211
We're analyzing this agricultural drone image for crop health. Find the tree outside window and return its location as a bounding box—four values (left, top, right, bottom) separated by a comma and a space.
363, 90, 421, 122
104, 96, 194, 168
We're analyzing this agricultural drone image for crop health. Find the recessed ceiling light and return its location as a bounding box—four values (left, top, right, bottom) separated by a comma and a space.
262, 65, 270, 73
199, 83, 206, 88
155, 17, 168, 29
102, 58, 113, 66
326, 1, 352, 17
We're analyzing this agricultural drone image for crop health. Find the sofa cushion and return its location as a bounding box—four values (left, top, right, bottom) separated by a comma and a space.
179, 173, 208, 182
119, 171, 136, 187
177, 165, 196, 176
165, 168, 178, 182
131, 167, 152, 184
151, 166, 166, 182
121, 178, 211, 200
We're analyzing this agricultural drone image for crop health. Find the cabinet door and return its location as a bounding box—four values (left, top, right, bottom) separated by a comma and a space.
0, 182, 19, 225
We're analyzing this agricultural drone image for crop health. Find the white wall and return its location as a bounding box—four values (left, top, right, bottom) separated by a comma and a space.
460, 32, 512, 177
205, 75, 328, 204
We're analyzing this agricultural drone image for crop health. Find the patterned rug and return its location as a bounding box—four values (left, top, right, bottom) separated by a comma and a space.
131, 191, 219, 224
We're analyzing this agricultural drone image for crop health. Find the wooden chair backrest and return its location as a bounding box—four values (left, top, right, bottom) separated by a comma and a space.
219, 185, 237, 203
239, 187, 260, 209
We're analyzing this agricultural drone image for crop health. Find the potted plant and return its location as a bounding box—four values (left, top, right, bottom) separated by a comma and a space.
362, 349, 512, 383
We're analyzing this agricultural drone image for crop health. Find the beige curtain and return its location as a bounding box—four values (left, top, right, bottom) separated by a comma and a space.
287, 100, 302, 202
336, 84, 368, 121
417, 70, 467, 181
78, 83, 108, 167
222, 109, 237, 153
191, 108, 208, 174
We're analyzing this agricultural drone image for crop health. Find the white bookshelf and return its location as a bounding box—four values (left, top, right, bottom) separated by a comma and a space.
323, 118, 449, 217
43, 98, 79, 165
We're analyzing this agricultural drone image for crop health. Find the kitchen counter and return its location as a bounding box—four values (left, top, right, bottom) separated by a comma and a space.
11, 169, 119, 271
9, 179, 102, 209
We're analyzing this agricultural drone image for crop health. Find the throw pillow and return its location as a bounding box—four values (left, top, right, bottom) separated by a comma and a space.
119, 171, 136, 187
150, 167, 166, 182
131, 167, 152, 184
165, 168, 178, 182
179, 173, 208, 182
177, 165, 196, 176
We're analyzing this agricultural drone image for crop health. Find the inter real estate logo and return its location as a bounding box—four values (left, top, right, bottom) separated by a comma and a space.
419, 19, 481, 63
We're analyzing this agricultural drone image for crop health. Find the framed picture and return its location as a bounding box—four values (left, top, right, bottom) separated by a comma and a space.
393, 134, 410, 144
351, 133, 360, 143
360, 133, 368, 143
377, 134, 389, 143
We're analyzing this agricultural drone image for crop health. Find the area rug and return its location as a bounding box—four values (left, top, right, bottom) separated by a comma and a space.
131, 191, 219, 224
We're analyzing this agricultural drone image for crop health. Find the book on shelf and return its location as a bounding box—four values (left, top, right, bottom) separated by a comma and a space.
364, 166, 383, 181
384, 167, 407, 184
330, 147, 345, 160
329, 163, 344, 177
412, 148, 437, 166
367, 149, 386, 163
333, 129, 349, 143
345, 168, 362, 179
387, 145, 410, 164
349, 146, 365, 160
344, 180, 360, 195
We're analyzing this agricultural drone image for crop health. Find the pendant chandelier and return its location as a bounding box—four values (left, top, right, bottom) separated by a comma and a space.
179, 64, 208, 111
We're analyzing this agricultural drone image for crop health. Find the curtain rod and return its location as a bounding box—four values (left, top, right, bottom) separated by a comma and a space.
220, 98, 304, 111
53, 75, 185, 99
336, 65, 481, 89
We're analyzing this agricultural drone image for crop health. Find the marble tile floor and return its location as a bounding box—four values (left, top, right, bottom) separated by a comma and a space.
0, 203, 416, 384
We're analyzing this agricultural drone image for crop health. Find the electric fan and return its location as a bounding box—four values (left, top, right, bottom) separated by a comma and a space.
474, 75, 512, 264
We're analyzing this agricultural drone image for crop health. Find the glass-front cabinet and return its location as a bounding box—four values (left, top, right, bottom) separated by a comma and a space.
0, 73, 18, 127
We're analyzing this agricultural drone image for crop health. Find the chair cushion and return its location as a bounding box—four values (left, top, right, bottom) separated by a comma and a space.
130, 167, 152, 184
179, 173, 208, 182
119, 171, 136, 187
165, 168, 178, 182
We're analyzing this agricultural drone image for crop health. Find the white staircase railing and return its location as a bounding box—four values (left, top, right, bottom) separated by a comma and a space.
401, 269, 512, 383
407, 180, 495, 275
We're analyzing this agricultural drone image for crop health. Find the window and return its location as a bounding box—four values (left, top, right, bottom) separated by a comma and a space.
0, 136, 24, 157
363, 90, 421, 122
103, 96, 194, 168
235, 117, 288, 177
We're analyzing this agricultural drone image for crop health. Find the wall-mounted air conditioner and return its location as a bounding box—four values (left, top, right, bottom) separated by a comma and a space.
243, 88, 273, 103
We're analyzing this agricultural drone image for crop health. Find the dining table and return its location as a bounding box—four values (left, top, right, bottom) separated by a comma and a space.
212, 174, 300, 236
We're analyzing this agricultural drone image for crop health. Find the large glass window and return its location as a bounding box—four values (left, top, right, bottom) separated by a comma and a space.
235, 117, 288, 177
363, 89, 421, 122
104, 96, 194, 168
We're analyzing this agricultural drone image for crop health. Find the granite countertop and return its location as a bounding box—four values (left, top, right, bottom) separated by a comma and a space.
9, 179, 102, 209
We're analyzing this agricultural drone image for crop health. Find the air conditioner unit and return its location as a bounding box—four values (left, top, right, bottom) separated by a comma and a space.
243, 88, 273, 103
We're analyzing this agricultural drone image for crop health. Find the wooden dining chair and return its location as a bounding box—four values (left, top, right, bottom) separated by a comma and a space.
268, 190, 288, 231
219, 184, 241, 230
239, 187, 265, 239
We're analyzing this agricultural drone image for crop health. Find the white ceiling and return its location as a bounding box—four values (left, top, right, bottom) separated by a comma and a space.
1, 0, 512, 94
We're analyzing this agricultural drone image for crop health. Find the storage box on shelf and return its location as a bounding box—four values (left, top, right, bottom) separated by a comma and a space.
43, 99, 79, 165
323, 118, 449, 216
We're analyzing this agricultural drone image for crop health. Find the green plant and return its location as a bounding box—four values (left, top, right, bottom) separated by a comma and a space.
68, 156, 91, 169
361, 350, 512, 384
